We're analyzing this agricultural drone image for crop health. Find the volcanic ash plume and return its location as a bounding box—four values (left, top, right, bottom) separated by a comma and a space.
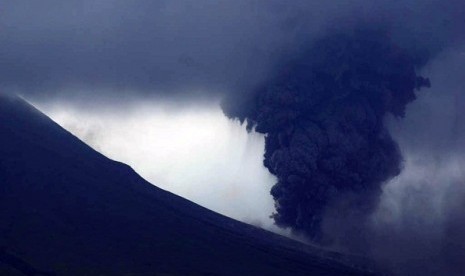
223, 29, 430, 243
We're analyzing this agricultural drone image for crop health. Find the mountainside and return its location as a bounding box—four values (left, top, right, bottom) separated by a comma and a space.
0, 94, 374, 275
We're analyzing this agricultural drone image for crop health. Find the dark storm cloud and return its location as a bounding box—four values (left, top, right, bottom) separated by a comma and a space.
0, 0, 299, 100
1, 0, 463, 102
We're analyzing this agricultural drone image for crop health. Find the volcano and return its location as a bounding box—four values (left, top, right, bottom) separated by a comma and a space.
0, 94, 373, 275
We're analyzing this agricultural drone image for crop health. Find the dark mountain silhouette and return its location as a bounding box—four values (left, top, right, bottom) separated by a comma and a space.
0, 94, 374, 275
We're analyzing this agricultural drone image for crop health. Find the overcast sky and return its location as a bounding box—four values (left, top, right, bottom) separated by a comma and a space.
2, 0, 464, 103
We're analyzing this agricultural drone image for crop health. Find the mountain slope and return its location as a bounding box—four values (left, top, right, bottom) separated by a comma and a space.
0, 94, 374, 275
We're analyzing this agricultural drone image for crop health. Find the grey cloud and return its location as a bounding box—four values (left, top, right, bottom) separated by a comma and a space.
369, 48, 465, 275
1, 0, 297, 100
1, 0, 463, 102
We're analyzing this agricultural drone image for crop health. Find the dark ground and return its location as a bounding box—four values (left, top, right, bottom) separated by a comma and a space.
0, 94, 376, 275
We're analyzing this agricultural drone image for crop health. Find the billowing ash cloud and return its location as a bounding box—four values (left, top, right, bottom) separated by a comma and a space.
222, 27, 431, 241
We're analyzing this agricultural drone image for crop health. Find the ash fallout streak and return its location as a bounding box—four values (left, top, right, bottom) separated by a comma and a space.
223, 28, 431, 242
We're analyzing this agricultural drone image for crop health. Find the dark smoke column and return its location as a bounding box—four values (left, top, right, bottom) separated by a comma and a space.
223, 29, 430, 242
